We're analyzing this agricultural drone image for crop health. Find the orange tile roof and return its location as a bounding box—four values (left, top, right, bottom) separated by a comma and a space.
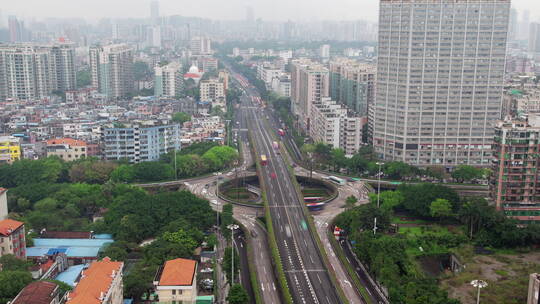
0, 219, 24, 236
0, 187, 6, 195
159, 258, 197, 286
46, 138, 87, 146
66, 257, 123, 304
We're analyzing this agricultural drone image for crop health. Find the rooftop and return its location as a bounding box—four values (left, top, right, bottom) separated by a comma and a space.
26, 237, 113, 258
158, 258, 197, 286
11, 281, 59, 304
66, 257, 123, 304
41, 231, 92, 239
55, 264, 87, 286
46, 138, 87, 146
0, 219, 24, 236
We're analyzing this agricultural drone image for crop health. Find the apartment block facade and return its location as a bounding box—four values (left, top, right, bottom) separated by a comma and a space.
0, 136, 21, 164
374, 0, 510, 167
0, 43, 76, 101
492, 116, 540, 223
329, 58, 375, 117
103, 124, 181, 163
154, 62, 183, 98
200, 78, 226, 111
89, 44, 134, 99
0, 219, 26, 259
310, 97, 363, 156
190, 37, 212, 55
291, 59, 330, 132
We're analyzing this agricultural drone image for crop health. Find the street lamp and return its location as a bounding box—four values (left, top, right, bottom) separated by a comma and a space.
227, 224, 239, 284
374, 162, 384, 235
470, 280, 488, 304
375, 162, 384, 208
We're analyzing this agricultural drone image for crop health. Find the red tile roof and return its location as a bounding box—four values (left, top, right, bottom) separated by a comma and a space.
66, 257, 123, 304
11, 281, 59, 304
0, 187, 7, 195
46, 138, 87, 146
158, 258, 197, 286
0, 219, 24, 236
184, 73, 202, 78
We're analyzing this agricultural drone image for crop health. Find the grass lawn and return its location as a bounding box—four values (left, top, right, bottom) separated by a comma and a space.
302, 188, 330, 197
398, 226, 423, 235
392, 216, 431, 225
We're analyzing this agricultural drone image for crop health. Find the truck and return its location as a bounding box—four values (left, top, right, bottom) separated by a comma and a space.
278, 129, 285, 136
260, 154, 268, 166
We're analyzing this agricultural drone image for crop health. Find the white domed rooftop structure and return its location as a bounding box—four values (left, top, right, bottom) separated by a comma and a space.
188, 65, 199, 73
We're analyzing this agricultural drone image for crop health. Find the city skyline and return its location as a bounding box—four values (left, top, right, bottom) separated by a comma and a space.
1, 0, 537, 23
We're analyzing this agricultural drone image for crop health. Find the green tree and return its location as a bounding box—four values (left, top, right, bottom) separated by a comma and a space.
451, 165, 483, 183
378, 191, 404, 211
430, 198, 453, 221
0, 254, 31, 271
172, 112, 191, 125
331, 148, 347, 171
0, 271, 32, 303
398, 184, 459, 218
222, 247, 239, 283
345, 195, 358, 209
110, 164, 136, 183
227, 284, 249, 304
133, 61, 151, 81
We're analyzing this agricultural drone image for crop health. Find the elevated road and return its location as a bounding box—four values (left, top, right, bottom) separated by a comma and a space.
241, 88, 342, 303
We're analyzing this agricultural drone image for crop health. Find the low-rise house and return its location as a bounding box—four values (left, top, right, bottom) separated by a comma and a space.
46, 138, 87, 161
9, 281, 65, 304
0, 219, 26, 259
154, 258, 197, 304
0, 136, 21, 164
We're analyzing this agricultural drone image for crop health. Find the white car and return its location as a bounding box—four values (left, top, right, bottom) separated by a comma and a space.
211, 200, 218, 205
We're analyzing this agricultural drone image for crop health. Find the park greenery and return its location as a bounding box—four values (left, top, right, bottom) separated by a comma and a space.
335, 183, 540, 304
0, 143, 239, 301
227, 284, 249, 304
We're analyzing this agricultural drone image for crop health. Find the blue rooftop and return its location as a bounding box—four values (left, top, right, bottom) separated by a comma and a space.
27, 238, 114, 258
55, 264, 87, 286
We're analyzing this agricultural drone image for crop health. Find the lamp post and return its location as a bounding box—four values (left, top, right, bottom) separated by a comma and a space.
375, 162, 384, 208
470, 280, 488, 304
227, 224, 239, 284
374, 162, 384, 235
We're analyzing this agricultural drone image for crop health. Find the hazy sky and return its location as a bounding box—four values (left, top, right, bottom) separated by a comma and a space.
1, 0, 539, 23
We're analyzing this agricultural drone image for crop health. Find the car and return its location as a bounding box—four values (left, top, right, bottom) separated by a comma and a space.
270, 172, 277, 179
211, 200, 218, 205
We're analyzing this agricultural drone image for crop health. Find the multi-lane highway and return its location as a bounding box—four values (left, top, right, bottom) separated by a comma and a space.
232, 75, 342, 303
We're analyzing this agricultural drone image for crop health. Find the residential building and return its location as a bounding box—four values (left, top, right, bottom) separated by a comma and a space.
0, 43, 76, 101
200, 78, 226, 111
492, 115, 540, 223
270, 75, 291, 97
89, 44, 134, 99
27, 237, 113, 265
329, 58, 375, 117
290, 59, 329, 132
45, 138, 87, 161
319, 44, 330, 59
0, 219, 26, 259
218, 70, 229, 90
199, 57, 218, 72
66, 257, 123, 304
374, 0, 510, 167
528, 273, 540, 304
103, 123, 181, 163
154, 62, 183, 98
530, 23, 540, 55
0, 188, 7, 220
0, 136, 21, 164
10, 281, 65, 304
154, 258, 197, 304
190, 37, 212, 55
310, 97, 363, 156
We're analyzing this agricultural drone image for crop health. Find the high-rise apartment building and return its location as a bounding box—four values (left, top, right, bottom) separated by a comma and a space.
89, 44, 134, 99
103, 123, 181, 163
529, 23, 540, 55
154, 62, 183, 98
492, 116, 540, 223
329, 58, 375, 117
0, 43, 76, 101
290, 59, 329, 132
374, 0, 510, 167
150, 0, 160, 25
190, 37, 212, 55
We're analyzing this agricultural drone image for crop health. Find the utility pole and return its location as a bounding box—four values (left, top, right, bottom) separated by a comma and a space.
374, 162, 384, 235
227, 224, 239, 284
470, 280, 487, 304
